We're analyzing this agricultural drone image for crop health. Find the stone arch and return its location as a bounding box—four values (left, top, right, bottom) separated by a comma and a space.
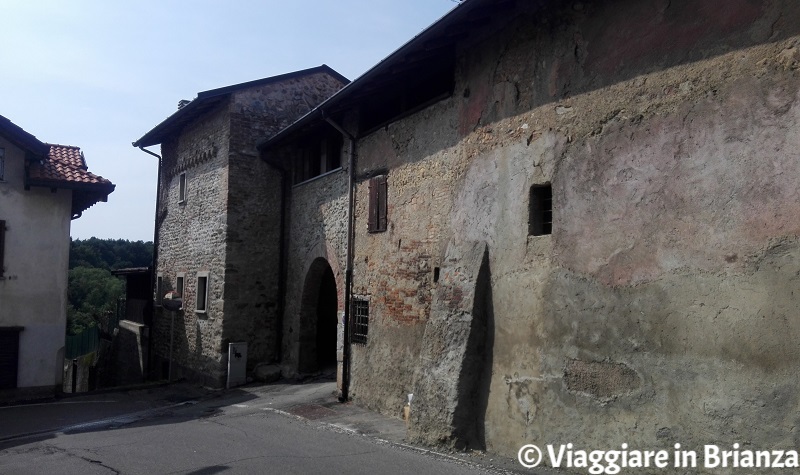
297, 255, 341, 376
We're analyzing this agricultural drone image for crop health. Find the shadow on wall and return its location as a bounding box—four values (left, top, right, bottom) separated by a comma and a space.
452, 246, 494, 451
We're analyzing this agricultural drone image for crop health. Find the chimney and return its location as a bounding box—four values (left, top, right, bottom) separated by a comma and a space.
178, 99, 191, 110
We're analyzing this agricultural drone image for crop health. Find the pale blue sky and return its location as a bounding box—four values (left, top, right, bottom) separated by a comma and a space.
0, 0, 457, 242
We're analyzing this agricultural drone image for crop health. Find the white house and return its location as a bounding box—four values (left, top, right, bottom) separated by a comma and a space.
0, 115, 114, 400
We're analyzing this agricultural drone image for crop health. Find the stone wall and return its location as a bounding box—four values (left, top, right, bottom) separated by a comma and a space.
282, 167, 349, 379
223, 72, 348, 370
346, 0, 800, 461
154, 71, 347, 386
154, 101, 231, 386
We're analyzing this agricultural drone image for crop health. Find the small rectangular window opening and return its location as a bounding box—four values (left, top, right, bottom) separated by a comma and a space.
178, 172, 187, 203
176, 273, 185, 300
196, 273, 209, 313
351, 298, 369, 345
155, 274, 164, 307
529, 184, 552, 236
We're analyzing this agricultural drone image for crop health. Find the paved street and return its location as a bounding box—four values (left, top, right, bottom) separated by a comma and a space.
0, 380, 534, 475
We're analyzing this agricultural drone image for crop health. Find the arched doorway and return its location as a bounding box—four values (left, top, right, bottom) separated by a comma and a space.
298, 258, 338, 375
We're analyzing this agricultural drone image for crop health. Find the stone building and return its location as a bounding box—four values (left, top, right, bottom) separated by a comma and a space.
133, 66, 348, 387
259, 0, 800, 462
0, 114, 114, 400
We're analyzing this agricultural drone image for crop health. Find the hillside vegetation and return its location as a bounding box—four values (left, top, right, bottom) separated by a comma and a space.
68, 238, 153, 335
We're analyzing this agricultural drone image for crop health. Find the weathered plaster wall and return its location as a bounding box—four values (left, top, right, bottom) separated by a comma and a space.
155, 102, 231, 386
0, 136, 70, 391
349, 0, 800, 463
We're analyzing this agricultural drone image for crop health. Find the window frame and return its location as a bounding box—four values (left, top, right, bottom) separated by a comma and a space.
196, 272, 209, 314
176, 272, 185, 300
178, 172, 187, 204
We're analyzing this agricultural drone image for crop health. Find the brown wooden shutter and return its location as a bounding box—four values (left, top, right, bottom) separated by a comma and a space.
0, 220, 5, 278
377, 175, 388, 232
368, 178, 378, 232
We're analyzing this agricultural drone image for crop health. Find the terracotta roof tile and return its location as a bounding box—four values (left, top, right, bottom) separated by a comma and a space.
27, 144, 113, 186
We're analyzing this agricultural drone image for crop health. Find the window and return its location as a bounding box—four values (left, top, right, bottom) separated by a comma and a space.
368, 175, 388, 233
0, 148, 5, 181
351, 298, 369, 345
529, 184, 552, 236
178, 172, 187, 203
293, 133, 343, 184
176, 273, 185, 299
0, 220, 5, 278
196, 272, 209, 313
155, 274, 163, 307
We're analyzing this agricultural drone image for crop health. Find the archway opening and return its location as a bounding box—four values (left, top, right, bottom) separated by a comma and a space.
316, 265, 338, 373
298, 258, 338, 375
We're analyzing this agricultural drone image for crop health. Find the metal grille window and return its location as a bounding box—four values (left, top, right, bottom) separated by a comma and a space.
351, 298, 369, 345
529, 184, 552, 236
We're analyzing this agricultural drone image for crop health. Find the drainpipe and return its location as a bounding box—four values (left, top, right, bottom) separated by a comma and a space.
325, 115, 355, 402
136, 145, 162, 381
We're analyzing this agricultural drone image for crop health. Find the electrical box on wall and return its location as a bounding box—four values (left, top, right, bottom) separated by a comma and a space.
227, 342, 247, 389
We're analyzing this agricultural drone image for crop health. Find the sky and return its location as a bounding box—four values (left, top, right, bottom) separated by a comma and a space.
0, 0, 458, 242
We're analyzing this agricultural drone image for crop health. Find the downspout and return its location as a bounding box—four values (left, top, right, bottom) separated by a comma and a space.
136, 145, 162, 381
325, 115, 355, 402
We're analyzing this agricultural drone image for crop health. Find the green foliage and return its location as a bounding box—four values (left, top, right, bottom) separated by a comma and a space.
69, 237, 153, 271
67, 238, 153, 335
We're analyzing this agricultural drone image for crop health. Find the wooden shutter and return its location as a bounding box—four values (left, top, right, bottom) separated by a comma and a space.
368, 178, 378, 232
377, 175, 387, 232
368, 175, 388, 233
0, 220, 5, 278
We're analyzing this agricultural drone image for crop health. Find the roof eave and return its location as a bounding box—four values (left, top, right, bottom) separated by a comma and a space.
258, 0, 490, 151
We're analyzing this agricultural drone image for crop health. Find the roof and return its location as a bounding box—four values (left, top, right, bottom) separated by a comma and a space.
0, 114, 50, 158
133, 65, 350, 148
0, 114, 116, 217
28, 144, 114, 187
258, 0, 514, 149
26, 144, 116, 217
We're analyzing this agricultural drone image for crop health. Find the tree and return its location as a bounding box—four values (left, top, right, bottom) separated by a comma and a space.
66, 238, 153, 335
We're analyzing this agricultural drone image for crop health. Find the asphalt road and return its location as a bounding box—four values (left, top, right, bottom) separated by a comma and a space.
0, 383, 523, 475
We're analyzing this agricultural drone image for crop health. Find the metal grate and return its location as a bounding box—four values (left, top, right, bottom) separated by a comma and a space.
351, 298, 369, 345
